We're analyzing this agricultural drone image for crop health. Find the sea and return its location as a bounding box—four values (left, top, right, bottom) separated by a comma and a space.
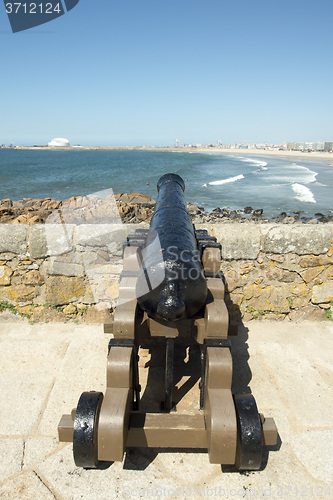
1, 149, 333, 219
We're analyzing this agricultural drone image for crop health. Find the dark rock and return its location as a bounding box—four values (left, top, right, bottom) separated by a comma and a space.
221, 208, 233, 217
280, 212, 287, 217
244, 206, 253, 214
0, 207, 13, 216
252, 209, 263, 217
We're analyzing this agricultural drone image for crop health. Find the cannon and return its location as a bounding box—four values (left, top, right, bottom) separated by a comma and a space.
58, 173, 278, 470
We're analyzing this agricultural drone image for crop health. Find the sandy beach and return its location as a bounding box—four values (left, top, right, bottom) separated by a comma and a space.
196, 148, 333, 163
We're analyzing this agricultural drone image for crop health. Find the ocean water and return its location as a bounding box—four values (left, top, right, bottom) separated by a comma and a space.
0, 149, 333, 218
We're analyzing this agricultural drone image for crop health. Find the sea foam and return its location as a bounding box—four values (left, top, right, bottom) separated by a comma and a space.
208, 174, 244, 186
289, 164, 318, 184
270, 163, 318, 184
236, 156, 268, 168
292, 183, 316, 203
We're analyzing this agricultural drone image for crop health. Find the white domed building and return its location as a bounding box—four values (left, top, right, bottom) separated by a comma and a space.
48, 138, 70, 147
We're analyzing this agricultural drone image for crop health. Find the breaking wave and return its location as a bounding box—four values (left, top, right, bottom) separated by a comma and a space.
292, 183, 316, 203
270, 163, 318, 184
208, 174, 244, 186
235, 156, 268, 169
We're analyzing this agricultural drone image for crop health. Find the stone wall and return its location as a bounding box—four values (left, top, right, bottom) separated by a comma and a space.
0, 223, 332, 322
204, 223, 333, 322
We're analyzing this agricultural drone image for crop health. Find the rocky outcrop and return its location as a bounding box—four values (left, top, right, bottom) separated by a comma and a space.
2, 195, 333, 225
0, 194, 156, 225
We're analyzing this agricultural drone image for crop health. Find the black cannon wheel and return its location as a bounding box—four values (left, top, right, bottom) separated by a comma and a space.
73, 391, 104, 468
234, 394, 263, 470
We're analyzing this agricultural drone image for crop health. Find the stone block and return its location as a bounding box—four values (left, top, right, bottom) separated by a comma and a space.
0, 369, 54, 435
22, 270, 44, 285
0, 225, 27, 254
87, 276, 119, 306
197, 223, 261, 260
0, 265, 13, 285
0, 470, 56, 499
289, 305, 326, 321
311, 283, 333, 304
246, 285, 290, 313
0, 439, 24, 482
74, 224, 125, 257
288, 282, 311, 298
16, 304, 32, 315
321, 266, 333, 280
63, 303, 77, 315
263, 224, 332, 255
37, 325, 108, 435
28, 225, 74, 259
291, 430, 333, 483
45, 276, 86, 306
300, 266, 325, 283
0, 284, 36, 302
83, 305, 113, 323
299, 254, 333, 268
31, 307, 65, 322
45, 258, 85, 277
265, 264, 300, 283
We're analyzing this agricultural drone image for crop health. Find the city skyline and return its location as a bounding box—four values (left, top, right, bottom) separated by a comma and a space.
1, 0, 333, 146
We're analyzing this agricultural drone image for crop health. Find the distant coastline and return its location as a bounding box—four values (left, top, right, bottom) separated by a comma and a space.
1, 148, 333, 220
12, 146, 333, 163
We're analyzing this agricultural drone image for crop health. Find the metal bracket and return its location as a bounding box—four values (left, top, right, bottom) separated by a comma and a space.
200, 339, 231, 409
108, 338, 141, 411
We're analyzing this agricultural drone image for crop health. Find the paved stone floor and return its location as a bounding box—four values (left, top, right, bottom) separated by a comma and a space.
0, 317, 332, 499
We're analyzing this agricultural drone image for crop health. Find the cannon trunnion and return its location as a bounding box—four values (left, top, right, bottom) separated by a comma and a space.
58, 173, 278, 471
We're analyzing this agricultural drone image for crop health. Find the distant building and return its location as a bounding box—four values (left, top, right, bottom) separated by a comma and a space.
324, 142, 333, 152
48, 138, 70, 147
287, 142, 324, 151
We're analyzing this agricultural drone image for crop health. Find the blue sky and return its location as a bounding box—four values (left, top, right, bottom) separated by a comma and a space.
1, 0, 332, 146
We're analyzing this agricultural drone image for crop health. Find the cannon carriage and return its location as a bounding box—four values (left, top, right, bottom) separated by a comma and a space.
58, 173, 277, 470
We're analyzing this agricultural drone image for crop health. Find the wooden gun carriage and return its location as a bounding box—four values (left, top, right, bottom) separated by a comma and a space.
58, 173, 277, 470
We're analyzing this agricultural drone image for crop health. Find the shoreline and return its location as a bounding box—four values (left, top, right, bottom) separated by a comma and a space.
10, 146, 333, 163
197, 147, 333, 164
1, 193, 332, 225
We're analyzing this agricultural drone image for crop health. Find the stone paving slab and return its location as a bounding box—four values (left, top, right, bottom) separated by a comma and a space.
0, 319, 332, 499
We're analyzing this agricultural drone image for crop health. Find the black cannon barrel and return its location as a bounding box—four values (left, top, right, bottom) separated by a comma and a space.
136, 173, 207, 322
